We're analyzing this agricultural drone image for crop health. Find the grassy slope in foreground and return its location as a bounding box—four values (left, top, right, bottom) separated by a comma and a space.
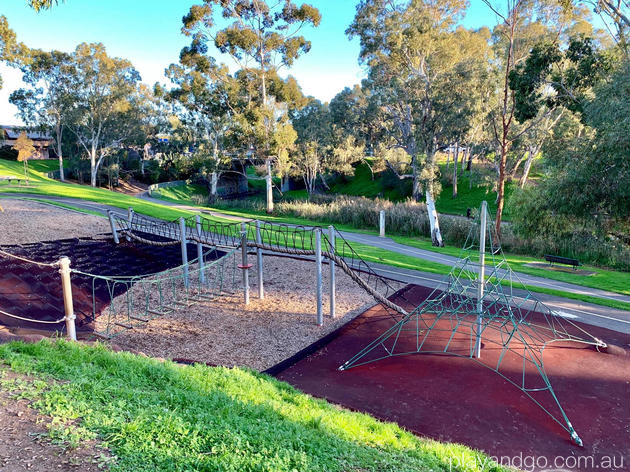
0, 340, 507, 472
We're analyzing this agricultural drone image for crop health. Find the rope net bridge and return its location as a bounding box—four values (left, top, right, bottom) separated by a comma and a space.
109, 209, 410, 324
338, 201, 607, 446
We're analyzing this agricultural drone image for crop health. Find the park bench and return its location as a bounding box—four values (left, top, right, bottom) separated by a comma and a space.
0, 175, 26, 185
544, 254, 580, 270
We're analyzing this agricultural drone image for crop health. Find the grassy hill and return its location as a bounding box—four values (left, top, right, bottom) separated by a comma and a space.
330, 162, 515, 219
0, 159, 232, 224
0, 340, 506, 472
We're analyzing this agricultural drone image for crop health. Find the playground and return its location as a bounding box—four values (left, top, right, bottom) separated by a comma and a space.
1, 198, 629, 471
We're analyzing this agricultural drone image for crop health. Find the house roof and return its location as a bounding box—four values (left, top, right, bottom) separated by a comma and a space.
0, 126, 53, 141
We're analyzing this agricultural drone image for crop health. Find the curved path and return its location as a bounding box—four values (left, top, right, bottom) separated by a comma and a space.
4, 193, 630, 335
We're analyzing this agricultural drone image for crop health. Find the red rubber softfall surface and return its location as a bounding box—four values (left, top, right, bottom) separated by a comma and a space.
276, 284, 630, 472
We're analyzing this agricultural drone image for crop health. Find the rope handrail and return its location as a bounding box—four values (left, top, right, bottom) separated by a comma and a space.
114, 211, 410, 317
0, 308, 66, 324
0, 248, 60, 268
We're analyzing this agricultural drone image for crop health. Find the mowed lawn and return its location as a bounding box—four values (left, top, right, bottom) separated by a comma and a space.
0, 159, 233, 224
0, 340, 508, 472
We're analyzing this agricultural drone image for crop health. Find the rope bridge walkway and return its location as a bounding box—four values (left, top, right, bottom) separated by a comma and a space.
0, 203, 610, 446
111, 211, 409, 319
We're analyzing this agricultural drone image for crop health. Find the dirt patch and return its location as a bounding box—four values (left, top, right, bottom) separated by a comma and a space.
101, 255, 402, 371
0, 369, 112, 471
0, 199, 109, 245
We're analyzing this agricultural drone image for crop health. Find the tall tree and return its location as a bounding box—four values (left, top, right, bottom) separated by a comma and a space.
0, 16, 28, 89
348, 0, 487, 246
166, 39, 237, 202
181, 0, 321, 212
481, 0, 581, 239
66, 43, 141, 187
10, 50, 75, 181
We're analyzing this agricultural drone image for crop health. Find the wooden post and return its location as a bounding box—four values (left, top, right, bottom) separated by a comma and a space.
126, 207, 134, 241
475, 201, 487, 358
241, 222, 250, 305
379, 210, 385, 238
328, 226, 336, 318
195, 215, 205, 285
179, 217, 189, 288
58, 257, 77, 341
256, 221, 264, 299
107, 210, 119, 244
315, 228, 323, 326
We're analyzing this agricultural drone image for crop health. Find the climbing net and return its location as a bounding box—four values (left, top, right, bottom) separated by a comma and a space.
339, 202, 606, 446
75, 246, 240, 339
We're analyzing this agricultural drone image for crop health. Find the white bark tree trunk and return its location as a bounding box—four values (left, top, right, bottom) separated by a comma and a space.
519, 146, 538, 188
426, 188, 444, 247
56, 123, 64, 182
210, 171, 218, 202
265, 159, 273, 213
452, 142, 459, 198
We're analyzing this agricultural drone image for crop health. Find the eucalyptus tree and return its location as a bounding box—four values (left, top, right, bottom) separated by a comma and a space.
0, 16, 28, 89
348, 0, 489, 246
166, 38, 238, 201
480, 0, 590, 238
181, 0, 321, 212
10, 50, 75, 181
66, 43, 142, 187
291, 98, 332, 194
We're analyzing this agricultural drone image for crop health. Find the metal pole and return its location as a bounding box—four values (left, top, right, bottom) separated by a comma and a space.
241, 222, 250, 305
58, 257, 77, 341
195, 215, 205, 285
379, 210, 385, 238
256, 221, 264, 299
475, 201, 487, 358
316, 228, 323, 326
328, 225, 336, 318
107, 210, 119, 244
179, 217, 189, 288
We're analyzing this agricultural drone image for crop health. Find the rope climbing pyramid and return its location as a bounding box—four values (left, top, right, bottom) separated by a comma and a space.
339, 201, 607, 446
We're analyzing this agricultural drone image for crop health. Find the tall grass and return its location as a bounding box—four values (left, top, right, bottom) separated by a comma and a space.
214, 195, 630, 270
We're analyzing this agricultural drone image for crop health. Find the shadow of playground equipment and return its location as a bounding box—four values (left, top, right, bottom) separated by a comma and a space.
0, 235, 222, 332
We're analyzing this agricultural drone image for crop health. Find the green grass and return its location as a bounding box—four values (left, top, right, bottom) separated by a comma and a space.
0, 159, 233, 225
435, 166, 515, 220
0, 340, 506, 472
151, 183, 208, 204
4, 158, 629, 310
28, 159, 63, 174
390, 236, 630, 297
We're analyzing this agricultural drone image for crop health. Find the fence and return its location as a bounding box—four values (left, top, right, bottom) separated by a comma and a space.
0, 248, 76, 340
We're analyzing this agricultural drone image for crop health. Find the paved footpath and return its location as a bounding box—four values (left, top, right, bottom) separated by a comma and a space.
5, 193, 630, 335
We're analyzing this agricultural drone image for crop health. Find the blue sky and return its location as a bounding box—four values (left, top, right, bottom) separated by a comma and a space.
0, 0, 503, 125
